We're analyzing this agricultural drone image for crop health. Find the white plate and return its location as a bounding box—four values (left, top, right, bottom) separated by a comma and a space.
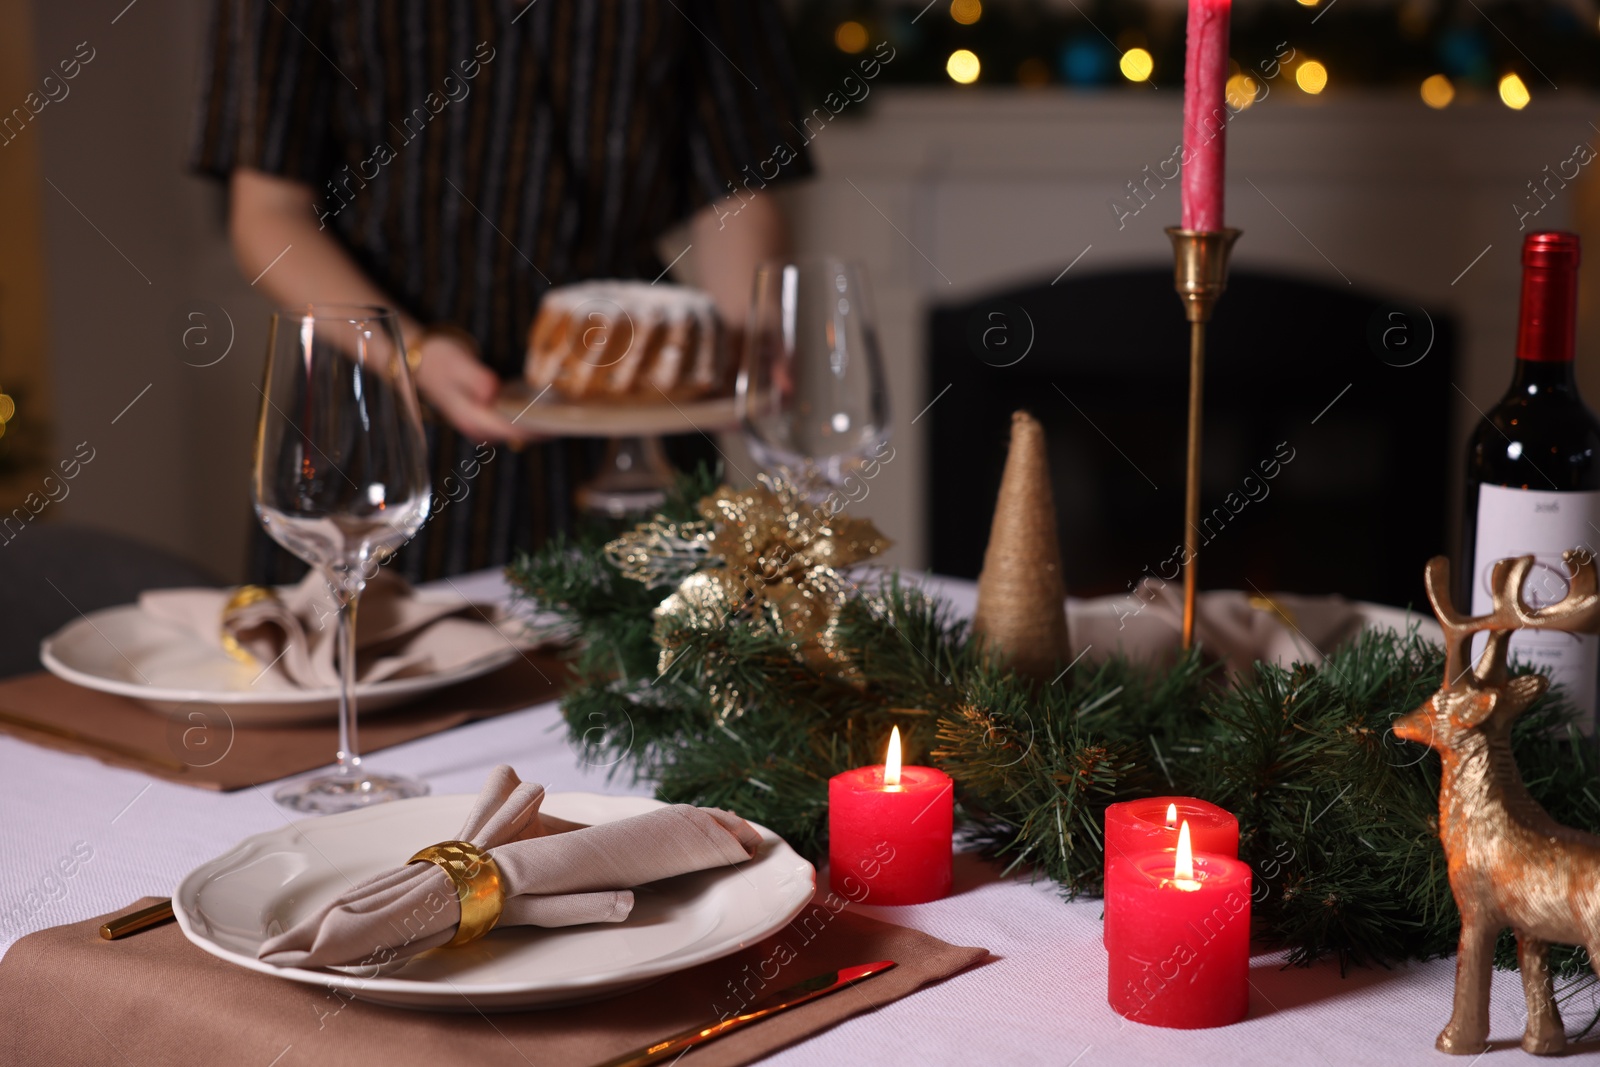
1355, 602, 1444, 643
173, 792, 816, 1010
496, 381, 740, 437
40, 603, 521, 725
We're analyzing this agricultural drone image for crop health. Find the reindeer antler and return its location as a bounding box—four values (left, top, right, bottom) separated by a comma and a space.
1428, 551, 1600, 692
1424, 555, 1532, 688
1511, 549, 1600, 630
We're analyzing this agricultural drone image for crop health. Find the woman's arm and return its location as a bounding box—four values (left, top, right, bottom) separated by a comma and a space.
228, 168, 530, 444
688, 191, 792, 340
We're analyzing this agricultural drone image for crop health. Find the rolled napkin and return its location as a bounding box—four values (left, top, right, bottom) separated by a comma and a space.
139, 570, 521, 689
258, 765, 762, 969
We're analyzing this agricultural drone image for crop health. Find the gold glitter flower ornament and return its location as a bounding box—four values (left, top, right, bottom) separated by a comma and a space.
604, 472, 890, 675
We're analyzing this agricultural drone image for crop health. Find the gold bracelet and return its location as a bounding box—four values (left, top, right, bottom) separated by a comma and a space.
406, 323, 478, 376
407, 839, 505, 947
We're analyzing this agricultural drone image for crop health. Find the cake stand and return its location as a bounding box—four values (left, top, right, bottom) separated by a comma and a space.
496, 383, 741, 517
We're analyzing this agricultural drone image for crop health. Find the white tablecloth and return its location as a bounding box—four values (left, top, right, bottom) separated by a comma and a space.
1, 571, 1593, 1064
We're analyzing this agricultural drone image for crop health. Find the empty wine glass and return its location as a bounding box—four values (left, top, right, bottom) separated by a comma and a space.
738, 259, 891, 490
253, 305, 432, 813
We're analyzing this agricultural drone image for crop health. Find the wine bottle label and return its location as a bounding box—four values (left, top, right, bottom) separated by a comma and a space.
1471, 483, 1600, 732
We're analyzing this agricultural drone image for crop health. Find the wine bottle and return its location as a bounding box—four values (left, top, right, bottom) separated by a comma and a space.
1461, 230, 1600, 732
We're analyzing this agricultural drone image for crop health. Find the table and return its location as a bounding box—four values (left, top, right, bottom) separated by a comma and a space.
2, 570, 1594, 1064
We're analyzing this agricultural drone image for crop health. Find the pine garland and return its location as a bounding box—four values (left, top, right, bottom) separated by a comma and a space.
507, 467, 1600, 993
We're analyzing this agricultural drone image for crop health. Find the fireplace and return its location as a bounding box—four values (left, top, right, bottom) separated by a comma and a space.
926, 267, 1455, 609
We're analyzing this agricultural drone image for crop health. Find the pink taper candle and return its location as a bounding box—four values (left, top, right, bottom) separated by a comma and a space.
1181, 0, 1231, 232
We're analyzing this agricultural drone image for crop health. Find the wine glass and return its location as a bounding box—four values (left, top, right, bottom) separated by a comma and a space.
252, 305, 432, 813
738, 259, 891, 490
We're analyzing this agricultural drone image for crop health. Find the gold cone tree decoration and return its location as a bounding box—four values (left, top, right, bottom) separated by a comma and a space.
972, 411, 1071, 681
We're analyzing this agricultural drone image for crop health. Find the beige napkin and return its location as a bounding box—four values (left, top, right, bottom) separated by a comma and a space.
259, 765, 762, 968
1071, 580, 1364, 677
138, 570, 520, 690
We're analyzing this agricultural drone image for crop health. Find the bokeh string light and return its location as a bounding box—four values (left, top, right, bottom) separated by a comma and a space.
1296, 59, 1328, 95
1498, 72, 1531, 109
794, 4, 1596, 93
833, 20, 868, 55
1119, 47, 1154, 84
1225, 71, 1258, 111
946, 48, 981, 85
1420, 73, 1454, 109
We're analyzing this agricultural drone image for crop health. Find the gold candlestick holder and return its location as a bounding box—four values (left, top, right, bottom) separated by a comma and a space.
1165, 227, 1241, 650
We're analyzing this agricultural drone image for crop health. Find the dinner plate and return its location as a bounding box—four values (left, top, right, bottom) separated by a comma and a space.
173, 792, 817, 1010
1354, 602, 1444, 643
40, 602, 521, 725
496, 381, 740, 437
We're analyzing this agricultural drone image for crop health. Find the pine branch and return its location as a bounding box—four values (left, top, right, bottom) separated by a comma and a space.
507, 467, 1600, 999
934, 650, 1212, 896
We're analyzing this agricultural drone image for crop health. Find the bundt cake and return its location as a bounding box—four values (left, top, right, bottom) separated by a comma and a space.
524, 281, 730, 404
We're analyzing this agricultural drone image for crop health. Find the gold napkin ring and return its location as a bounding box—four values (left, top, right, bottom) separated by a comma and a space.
220, 585, 279, 666
407, 840, 505, 947
1246, 594, 1300, 633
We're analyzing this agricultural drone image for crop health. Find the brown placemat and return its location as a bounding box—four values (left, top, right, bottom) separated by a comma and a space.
0, 653, 567, 790
1, 898, 989, 1067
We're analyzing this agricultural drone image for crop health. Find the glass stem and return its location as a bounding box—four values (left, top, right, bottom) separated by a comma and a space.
334, 584, 362, 778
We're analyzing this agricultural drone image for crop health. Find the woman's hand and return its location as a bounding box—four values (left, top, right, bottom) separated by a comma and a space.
412, 333, 535, 445
227, 171, 537, 447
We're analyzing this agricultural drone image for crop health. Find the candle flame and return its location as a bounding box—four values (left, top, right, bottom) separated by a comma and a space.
1175, 821, 1193, 879
884, 726, 903, 788
1170, 820, 1201, 891
1165, 802, 1178, 828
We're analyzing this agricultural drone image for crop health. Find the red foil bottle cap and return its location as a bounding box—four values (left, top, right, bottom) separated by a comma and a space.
1517, 231, 1580, 363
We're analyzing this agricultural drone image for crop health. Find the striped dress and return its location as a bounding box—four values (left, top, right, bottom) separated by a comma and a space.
192, 0, 814, 580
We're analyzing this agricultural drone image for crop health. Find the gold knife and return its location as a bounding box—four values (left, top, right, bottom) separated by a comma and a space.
100, 898, 176, 940
596, 959, 896, 1067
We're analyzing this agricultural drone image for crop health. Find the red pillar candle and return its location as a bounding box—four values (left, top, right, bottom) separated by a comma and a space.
1103, 797, 1238, 952
1105, 797, 1238, 864
1106, 822, 1252, 1029
1180, 0, 1231, 231
828, 726, 953, 904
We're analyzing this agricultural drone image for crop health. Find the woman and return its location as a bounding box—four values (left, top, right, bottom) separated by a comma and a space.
193, 0, 812, 579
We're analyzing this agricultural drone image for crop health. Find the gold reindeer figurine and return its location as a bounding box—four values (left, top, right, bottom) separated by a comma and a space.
1394, 553, 1600, 1056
